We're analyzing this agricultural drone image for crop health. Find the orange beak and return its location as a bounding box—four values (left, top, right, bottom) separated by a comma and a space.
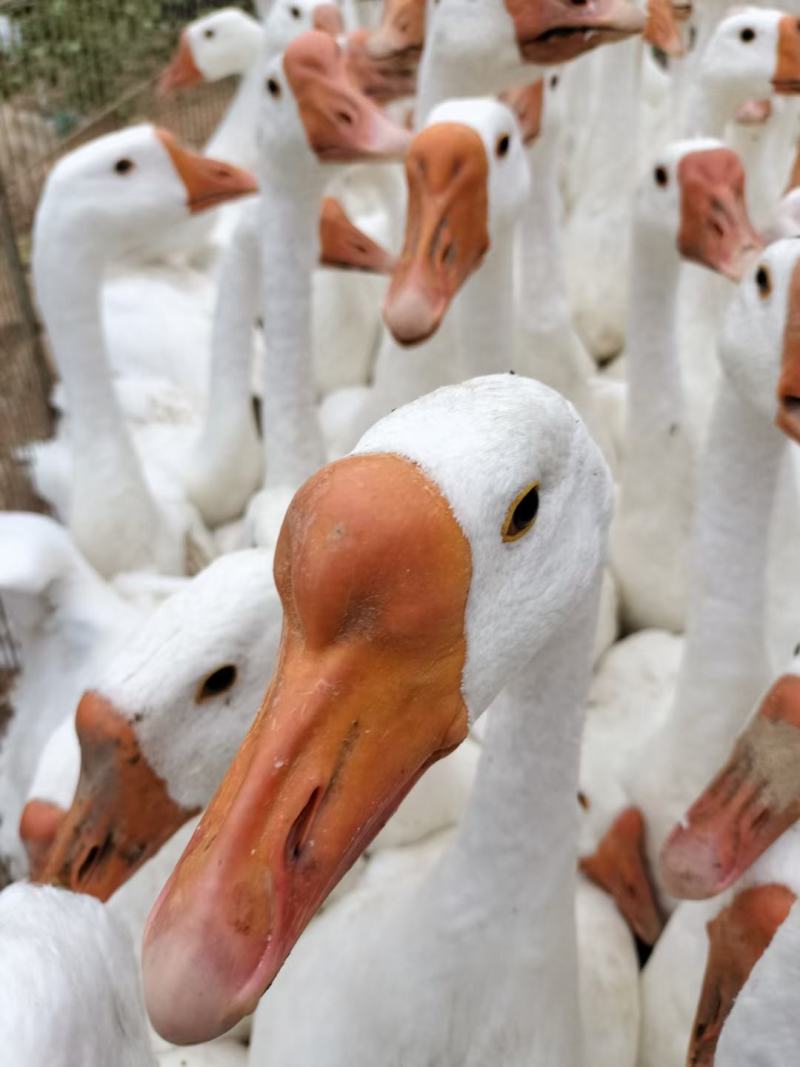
285, 32, 412, 163
580, 807, 664, 945
19, 799, 67, 881
500, 80, 545, 146
155, 128, 258, 213
505, 0, 645, 66
777, 257, 800, 442
773, 14, 800, 94
143, 454, 472, 1045
383, 122, 490, 346
318, 197, 396, 274
677, 147, 763, 282
34, 691, 198, 901
343, 28, 419, 104
158, 30, 203, 96
685, 884, 795, 1066
644, 0, 685, 58
366, 0, 426, 64
661, 675, 800, 900
312, 2, 344, 35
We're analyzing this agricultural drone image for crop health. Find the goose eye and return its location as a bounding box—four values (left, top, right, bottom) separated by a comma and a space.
501, 481, 540, 542
578, 791, 591, 811
654, 165, 668, 187
196, 664, 238, 702
495, 133, 511, 159
290, 4, 302, 17
550, 75, 559, 89
794, 641, 800, 657
266, 77, 282, 98
740, 27, 755, 42
114, 158, 134, 175
204, 27, 215, 38
755, 264, 772, 298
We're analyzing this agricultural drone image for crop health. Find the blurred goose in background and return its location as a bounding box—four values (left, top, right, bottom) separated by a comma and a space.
610, 139, 760, 633
30, 125, 257, 576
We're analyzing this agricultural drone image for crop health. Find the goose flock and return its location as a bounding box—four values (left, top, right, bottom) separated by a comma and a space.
5, 0, 800, 1063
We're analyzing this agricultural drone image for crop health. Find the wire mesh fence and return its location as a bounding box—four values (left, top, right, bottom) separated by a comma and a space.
0, 0, 252, 516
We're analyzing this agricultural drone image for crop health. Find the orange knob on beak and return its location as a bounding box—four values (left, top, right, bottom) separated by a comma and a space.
35, 691, 198, 901
158, 30, 203, 96
384, 122, 490, 346
156, 129, 259, 212
143, 453, 473, 1045
285, 31, 412, 163
677, 147, 763, 282
685, 885, 795, 1067
661, 675, 800, 901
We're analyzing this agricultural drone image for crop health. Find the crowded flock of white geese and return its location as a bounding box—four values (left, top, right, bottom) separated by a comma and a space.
6, 0, 800, 1063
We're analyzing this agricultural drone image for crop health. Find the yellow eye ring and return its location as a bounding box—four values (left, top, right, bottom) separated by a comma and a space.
501, 481, 540, 543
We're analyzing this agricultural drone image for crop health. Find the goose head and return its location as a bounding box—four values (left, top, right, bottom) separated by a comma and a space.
257, 30, 411, 179
32, 550, 282, 901
685, 878, 797, 1066
158, 8, 265, 92
263, 0, 343, 56
661, 641, 800, 903
428, 0, 645, 76
698, 8, 800, 111
141, 373, 613, 1044
635, 139, 762, 280
713, 237, 800, 443
383, 98, 529, 345
32, 125, 257, 264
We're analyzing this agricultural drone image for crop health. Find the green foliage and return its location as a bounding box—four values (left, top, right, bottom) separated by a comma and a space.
0, 0, 224, 123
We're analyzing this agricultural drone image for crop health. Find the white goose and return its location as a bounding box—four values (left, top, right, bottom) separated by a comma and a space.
0, 512, 147, 881
249, 30, 410, 502
626, 237, 800, 907
30, 546, 479, 914
0, 882, 249, 1065
414, 0, 645, 124
655, 652, 800, 1066
30, 125, 256, 576
138, 374, 648, 1067
610, 138, 760, 633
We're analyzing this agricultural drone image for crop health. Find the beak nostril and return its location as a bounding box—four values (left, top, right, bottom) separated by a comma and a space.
285, 787, 323, 864
76, 833, 114, 884
337, 110, 354, 126
710, 220, 725, 239
783, 396, 800, 414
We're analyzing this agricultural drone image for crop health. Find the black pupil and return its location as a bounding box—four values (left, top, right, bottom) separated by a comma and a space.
291, 5, 301, 16
741, 27, 755, 41
199, 664, 237, 700
497, 135, 510, 158
655, 166, 667, 186
205, 28, 214, 37
267, 77, 281, 97
115, 158, 133, 174
550, 75, 559, 88
508, 487, 539, 536
757, 267, 769, 291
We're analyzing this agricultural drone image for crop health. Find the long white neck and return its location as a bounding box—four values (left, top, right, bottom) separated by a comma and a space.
415, 0, 526, 124
640, 378, 782, 861
205, 61, 263, 171
259, 169, 326, 489
673, 378, 780, 739
454, 222, 516, 377
520, 128, 570, 334
686, 82, 732, 138
424, 579, 601, 1066
32, 223, 165, 577
624, 225, 684, 442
